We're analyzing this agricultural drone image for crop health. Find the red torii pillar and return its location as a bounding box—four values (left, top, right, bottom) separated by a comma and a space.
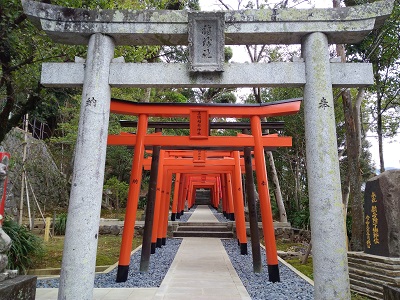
251, 115, 280, 282
117, 114, 147, 282
232, 151, 248, 255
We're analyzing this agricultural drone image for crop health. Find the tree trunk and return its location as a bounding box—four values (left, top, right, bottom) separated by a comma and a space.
293, 160, 300, 210
377, 94, 385, 173
335, 36, 364, 251
143, 88, 151, 103
267, 151, 287, 222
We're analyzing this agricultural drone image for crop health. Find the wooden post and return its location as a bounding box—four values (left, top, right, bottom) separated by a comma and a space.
243, 144, 262, 273
171, 173, 180, 221
44, 217, 51, 242
139, 141, 161, 271
151, 150, 165, 251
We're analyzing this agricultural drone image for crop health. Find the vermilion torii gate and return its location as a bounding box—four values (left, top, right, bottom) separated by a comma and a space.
108, 98, 300, 282
22, 0, 393, 299
120, 146, 267, 276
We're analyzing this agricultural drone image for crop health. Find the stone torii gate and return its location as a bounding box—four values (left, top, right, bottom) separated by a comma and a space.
22, 0, 393, 299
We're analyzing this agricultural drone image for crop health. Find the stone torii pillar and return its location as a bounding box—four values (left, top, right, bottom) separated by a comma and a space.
58, 34, 115, 300
302, 32, 349, 299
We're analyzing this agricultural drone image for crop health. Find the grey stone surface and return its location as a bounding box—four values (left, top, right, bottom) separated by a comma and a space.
383, 285, 400, 300
22, 0, 393, 45
41, 61, 374, 88
58, 33, 115, 300
0, 219, 18, 283
379, 170, 400, 258
0, 275, 36, 300
0, 228, 11, 254
0, 255, 7, 275
188, 12, 225, 72
348, 252, 400, 299
1, 128, 69, 213
302, 32, 350, 299
365, 170, 400, 257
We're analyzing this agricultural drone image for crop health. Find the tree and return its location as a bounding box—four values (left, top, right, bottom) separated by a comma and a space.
0, 0, 198, 144
339, 0, 399, 249
331, 0, 365, 251
0, 0, 73, 143
346, 0, 400, 173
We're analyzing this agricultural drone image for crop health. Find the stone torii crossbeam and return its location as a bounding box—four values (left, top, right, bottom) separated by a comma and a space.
21, 0, 394, 299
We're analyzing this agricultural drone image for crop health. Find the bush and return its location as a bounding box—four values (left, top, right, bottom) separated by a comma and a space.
138, 196, 147, 210
288, 209, 310, 230
54, 213, 68, 235
2, 218, 44, 273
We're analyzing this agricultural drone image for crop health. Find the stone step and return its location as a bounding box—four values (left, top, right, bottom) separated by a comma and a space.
349, 272, 388, 293
178, 222, 231, 227
176, 226, 231, 232
348, 252, 400, 265
350, 283, 382, 300
348, 261, 400, 278
348, 256, 400, 271
347, 252, 400, 299
348, 264, 400, 285
173, 231, 234, 238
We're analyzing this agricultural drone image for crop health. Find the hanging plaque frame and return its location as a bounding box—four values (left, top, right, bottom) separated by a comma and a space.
188, 12, 225, 72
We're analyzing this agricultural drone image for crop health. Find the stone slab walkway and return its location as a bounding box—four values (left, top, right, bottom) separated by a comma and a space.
185, 204, 219, 223
153, 205, 250, 299
153, 237, 250, 300
35, 205, 250, 300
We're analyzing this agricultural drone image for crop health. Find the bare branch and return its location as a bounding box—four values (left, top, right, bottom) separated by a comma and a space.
245, 45, 255, 62
256, 45, 266, 62
218, 0, 230, 10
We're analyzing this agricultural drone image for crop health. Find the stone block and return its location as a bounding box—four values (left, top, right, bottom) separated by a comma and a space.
383, 285, 400, 300
364, 170, 400, 257
188, 12, 225, 72
109, 225, 121, 236
0, 275, 36, 300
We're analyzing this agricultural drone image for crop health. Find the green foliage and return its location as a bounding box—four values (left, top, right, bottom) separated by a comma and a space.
275, 240, 303, 252
285, 258, 314, 280
0, 0, 85, 142
54, 213, 68, 235
138, 196, 147, 210
2, 218, 44, 273
103, 177, 129, 208
288, 209, 310, 230
31, 235, 142, 269
346, 0, 400, 163
105, 146, 133, 183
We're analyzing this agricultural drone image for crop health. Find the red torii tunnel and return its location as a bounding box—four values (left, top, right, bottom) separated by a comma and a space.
140, 151, 255, 219
107, 98, 301, 283
142, 152, 251, 253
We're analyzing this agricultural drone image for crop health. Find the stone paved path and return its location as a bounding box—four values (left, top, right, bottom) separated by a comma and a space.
35, 205, 251, 300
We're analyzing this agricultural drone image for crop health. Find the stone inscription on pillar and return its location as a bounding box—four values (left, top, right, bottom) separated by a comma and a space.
364, 170, 400, 257
188, 12, 225, 72
364, 179, 389, 256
